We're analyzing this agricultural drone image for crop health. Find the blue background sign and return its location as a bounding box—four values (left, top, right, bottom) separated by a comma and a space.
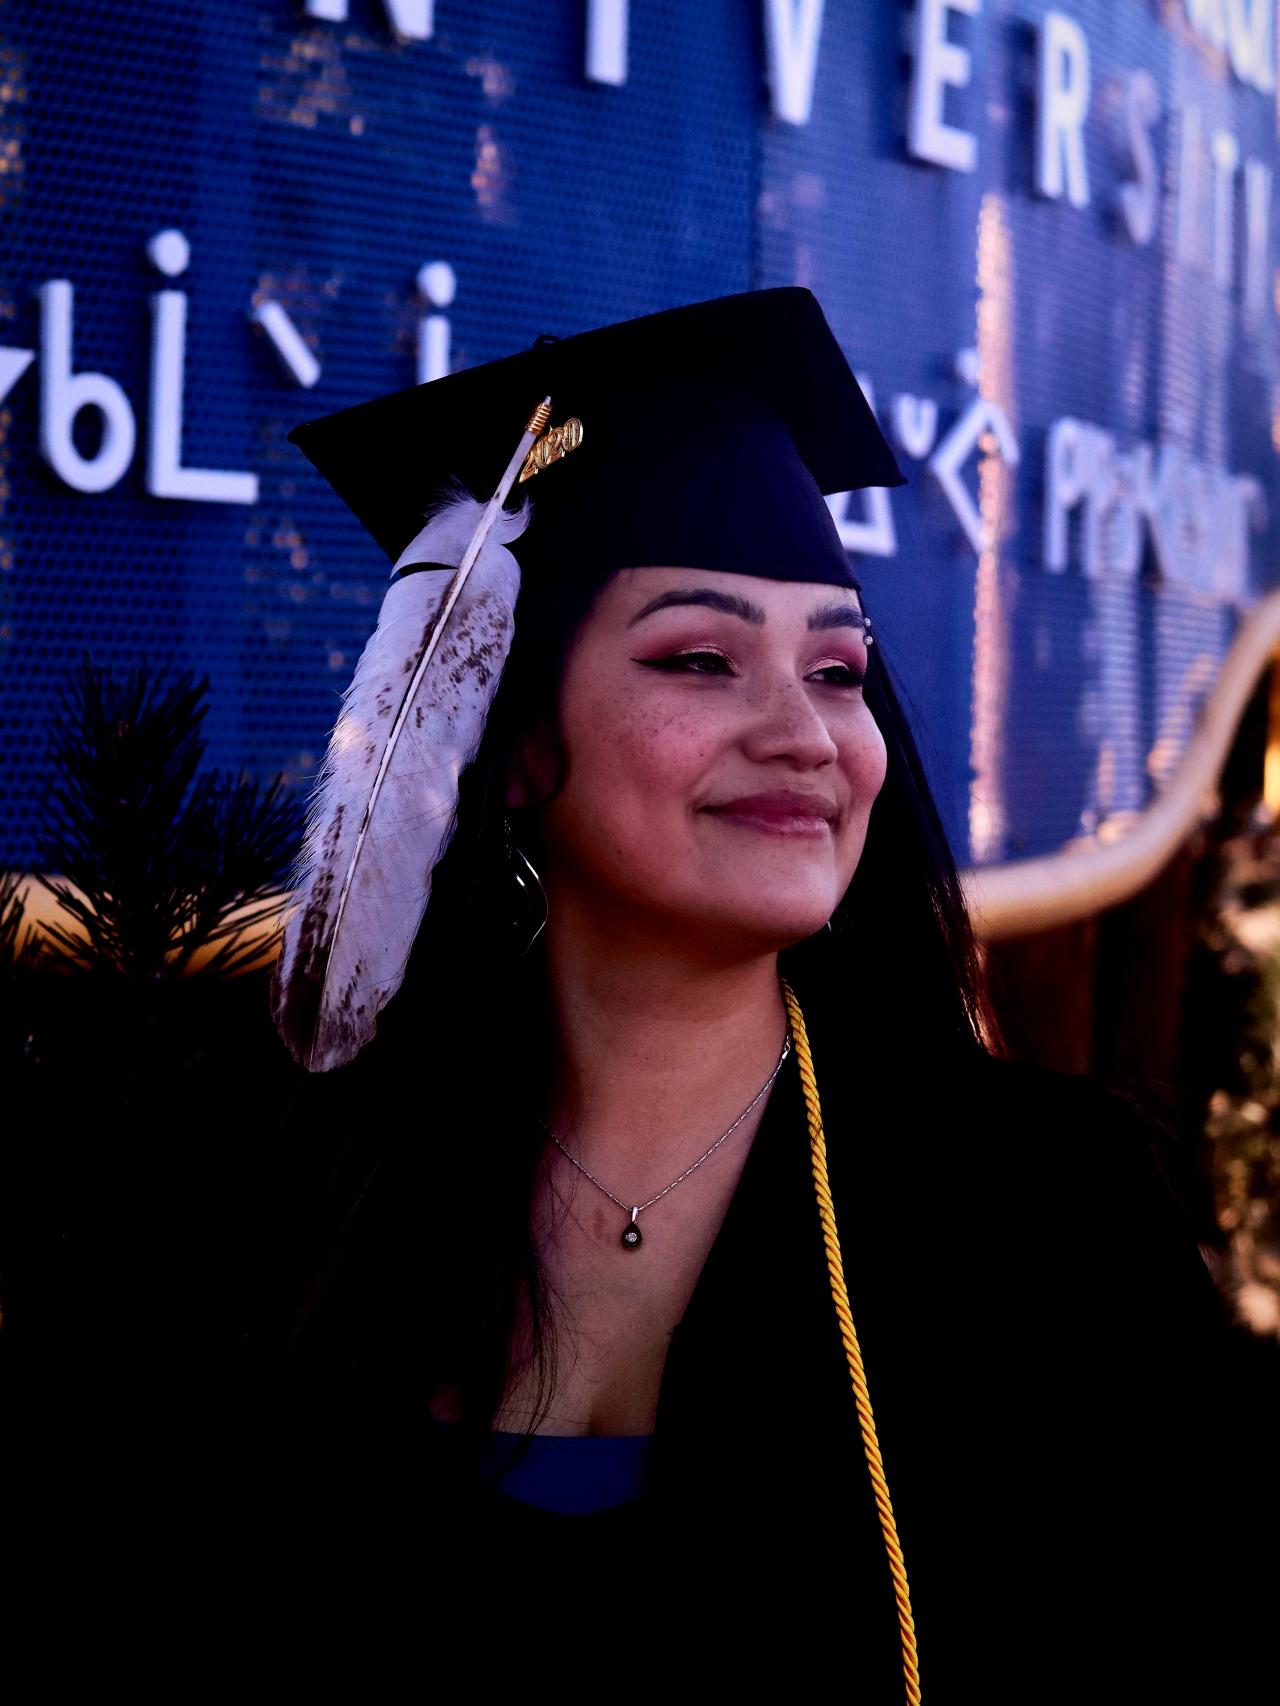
1, 0, 1276, 870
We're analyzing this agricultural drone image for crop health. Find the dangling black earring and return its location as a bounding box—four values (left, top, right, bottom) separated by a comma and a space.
503, 813, 548, 954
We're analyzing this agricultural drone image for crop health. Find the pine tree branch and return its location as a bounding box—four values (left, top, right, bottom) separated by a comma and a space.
33, 657, 305, 981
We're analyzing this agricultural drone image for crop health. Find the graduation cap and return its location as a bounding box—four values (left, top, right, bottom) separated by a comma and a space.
288, 285, 903, 589
271, 287, 904, 1072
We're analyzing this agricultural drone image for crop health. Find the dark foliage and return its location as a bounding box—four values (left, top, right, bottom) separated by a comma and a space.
33, 657, 304, 980
1, 659, 318, 1486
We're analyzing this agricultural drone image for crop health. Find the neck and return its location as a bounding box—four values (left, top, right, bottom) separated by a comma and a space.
542, 898, 789, 1181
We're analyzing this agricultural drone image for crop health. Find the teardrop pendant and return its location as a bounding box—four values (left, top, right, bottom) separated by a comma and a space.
621, 1207, 642, 1250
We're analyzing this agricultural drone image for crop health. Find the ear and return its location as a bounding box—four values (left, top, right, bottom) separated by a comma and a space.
504, 719, 558, 810
504, 752, 533, 811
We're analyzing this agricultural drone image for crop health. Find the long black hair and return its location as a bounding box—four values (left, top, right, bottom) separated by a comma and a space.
281, 550, 1001, 1448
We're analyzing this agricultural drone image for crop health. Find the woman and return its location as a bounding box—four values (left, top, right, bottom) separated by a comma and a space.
263, 291, 1267, 1698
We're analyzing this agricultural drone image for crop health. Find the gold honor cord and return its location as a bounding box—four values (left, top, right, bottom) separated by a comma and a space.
781, 978, 922, 1706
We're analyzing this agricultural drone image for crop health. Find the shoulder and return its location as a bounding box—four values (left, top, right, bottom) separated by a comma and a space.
962, 1050, 1214, 1257
914, 1044, 1202, 1218
822, 1033, 1230, 1337
968, 1052, 1211, 1254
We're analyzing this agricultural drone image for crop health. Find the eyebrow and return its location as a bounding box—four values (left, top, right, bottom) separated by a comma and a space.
628, 588, 763, 626
808, 600, 870, 633
626, 587, 868, 632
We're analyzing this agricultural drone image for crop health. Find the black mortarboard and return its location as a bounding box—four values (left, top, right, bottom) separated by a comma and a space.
286, 287, 904, 593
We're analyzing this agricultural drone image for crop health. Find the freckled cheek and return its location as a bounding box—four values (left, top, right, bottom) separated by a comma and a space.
621, 715, 715, 796
839, 723, 889, 814
567, 687, 719, 830
858, 731, 889, 793
574, 676, 698, 766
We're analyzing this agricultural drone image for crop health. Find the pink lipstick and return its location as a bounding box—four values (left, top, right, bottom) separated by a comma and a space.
704, 791, 837, 835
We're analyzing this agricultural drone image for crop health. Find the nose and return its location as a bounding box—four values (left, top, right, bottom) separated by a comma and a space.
740, 672, 840, 769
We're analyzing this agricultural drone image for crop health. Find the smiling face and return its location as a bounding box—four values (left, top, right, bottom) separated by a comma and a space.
507, 565, 888, 959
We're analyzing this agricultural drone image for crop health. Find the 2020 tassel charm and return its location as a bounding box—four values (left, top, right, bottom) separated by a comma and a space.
270, 399, 552, 1072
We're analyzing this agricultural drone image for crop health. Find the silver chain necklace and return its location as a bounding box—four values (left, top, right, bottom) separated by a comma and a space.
542, 1032, 792, 1250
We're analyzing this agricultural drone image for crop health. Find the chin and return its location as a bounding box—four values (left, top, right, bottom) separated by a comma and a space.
696, 895, 838, 949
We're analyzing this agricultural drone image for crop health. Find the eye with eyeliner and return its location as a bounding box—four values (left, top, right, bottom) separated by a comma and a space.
632, 648, 732, 675
812, 662, 866, 688
631, 649, 866, 687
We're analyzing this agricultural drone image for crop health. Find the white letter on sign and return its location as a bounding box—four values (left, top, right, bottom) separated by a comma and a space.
1119, 69, 1159, 246
908, 0, 980, 172
764, 0, 825, 125
1037, 12, 1091, 208
39, 280, 136, 495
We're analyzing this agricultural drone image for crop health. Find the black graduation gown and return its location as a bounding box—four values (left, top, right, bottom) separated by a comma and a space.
23, 1012, 1263, 1696
243, 1010, 1274, 1700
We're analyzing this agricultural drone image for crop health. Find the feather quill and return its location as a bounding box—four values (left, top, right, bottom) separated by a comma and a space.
270, 408, 544, 1071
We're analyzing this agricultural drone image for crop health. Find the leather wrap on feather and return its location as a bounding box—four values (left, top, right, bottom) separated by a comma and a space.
270, 485, 531, 1072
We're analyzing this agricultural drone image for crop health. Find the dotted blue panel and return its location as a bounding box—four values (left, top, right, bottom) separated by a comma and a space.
758, 0, 1280, 864
1, 1, 1276, 872
0, 0, 756, 868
